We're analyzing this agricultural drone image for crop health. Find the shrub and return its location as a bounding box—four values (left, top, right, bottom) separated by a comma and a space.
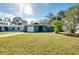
52, 21, 64, 33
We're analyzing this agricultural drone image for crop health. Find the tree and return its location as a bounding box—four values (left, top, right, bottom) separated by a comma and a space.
22, 20, 27, 25
45, 12, 62, 24
3, 18, 11, 25
12, 17, 23, 25
65, 5, 79, 33
46, 12, 59, 24
39, 19, 50, 24
57, 10, 66, 19
52, 21, 64, 33
4, 18, 11, 22
46, 12, 53, 20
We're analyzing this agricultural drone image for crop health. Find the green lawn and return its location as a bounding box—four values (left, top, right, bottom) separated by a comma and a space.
0, 32, 14, 35
0, 33, 79, 55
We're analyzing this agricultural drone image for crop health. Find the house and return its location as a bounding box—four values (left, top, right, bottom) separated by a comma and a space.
0, 17, 54, 32
0, 24, 54, 32
24, 24, 53, 32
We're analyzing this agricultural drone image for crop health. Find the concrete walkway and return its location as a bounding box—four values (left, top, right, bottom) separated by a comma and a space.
0, 32, 25, 38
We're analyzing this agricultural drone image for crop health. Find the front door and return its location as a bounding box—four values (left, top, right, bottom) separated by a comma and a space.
38, 26, 43, 32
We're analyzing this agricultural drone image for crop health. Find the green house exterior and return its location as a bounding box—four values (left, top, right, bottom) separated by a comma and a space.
24, 24, 54, 32
0, 24, 54, 32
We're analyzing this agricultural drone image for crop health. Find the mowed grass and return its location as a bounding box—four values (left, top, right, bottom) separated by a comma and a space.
0, 33, 79, 55
0, 32, 15, 35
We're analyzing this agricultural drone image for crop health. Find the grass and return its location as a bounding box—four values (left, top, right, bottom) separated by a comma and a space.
0, 32, 15, 35
0, 33, 79, 55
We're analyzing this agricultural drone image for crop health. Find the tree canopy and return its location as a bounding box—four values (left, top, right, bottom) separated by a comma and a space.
52, 21, 64, 33
65, 5, 79, 33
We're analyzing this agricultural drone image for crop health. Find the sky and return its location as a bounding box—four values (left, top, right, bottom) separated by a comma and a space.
0, 3, 77, 23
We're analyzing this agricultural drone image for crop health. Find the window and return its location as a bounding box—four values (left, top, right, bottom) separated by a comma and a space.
12, 28, 15, 30
17, 28, 20, 30
5, 27, 8, 31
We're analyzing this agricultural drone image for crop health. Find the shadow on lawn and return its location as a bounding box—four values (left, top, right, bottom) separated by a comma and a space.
57, 32, 79, 37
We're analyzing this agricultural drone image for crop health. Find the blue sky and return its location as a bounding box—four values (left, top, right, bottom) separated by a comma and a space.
0, 3, 77, 23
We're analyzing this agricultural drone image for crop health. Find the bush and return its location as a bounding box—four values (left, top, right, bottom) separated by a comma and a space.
52, 21, 64, 33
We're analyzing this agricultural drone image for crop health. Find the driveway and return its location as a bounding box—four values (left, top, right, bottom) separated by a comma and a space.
0, 32, 25, 38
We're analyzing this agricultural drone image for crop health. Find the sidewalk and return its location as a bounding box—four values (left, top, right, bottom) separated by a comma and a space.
0, 32, 25, 38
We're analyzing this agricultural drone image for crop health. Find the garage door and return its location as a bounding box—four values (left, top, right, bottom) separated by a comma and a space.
27, 26, 34, 32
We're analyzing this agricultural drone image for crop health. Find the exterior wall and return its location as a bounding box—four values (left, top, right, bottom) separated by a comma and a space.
42, 26, 47, 32
34, 26, 54, 32
2, 27, 24, 32
0, 24, 54, 32
0, 27, 2, 31
46, 26, 54, 32
27, 26, 34, 32
23, 26, 27, 32
34, 26, 47, 32
1, 27, 5, 31
34, 26, 39, 32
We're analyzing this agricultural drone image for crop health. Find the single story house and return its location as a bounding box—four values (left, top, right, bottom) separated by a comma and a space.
0, 24, 54, 32
0, 17, 54, 32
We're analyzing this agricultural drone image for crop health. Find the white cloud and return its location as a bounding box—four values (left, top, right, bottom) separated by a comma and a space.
18, 3, 35, 23
5, 13, 15, 19
19, 3, 33, 16
24, 4, 33, 15
0, 4, 35, 23
9, 8, 13, 10
0, 12, 16, 20
0, 12, 36, 24
25, 18, 37, 24
0, 12, 3, 16
15, 12, 21, 16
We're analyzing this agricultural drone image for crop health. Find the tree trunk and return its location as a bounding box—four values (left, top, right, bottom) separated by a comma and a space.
71, 29, 75, 33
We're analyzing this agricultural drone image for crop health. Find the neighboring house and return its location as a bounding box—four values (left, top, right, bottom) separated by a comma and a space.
75, 24, 79, 33
0, 17, 54, 32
